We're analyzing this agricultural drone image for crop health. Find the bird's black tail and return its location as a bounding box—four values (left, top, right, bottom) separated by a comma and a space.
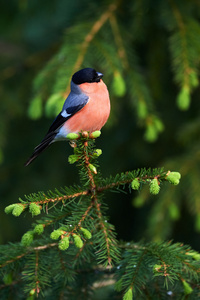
25, 133, 56, 166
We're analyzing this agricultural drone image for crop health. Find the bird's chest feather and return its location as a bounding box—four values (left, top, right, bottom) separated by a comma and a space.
64, 82, 110, 133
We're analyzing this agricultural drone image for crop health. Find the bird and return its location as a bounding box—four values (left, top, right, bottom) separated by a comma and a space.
25, 68, 110, 166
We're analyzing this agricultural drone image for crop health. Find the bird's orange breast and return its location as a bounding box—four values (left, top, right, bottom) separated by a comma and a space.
65, 80, 110, 133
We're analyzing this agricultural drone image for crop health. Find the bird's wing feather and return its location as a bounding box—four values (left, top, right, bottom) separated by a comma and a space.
47, 92, 89, 134
25, 91, 89, 166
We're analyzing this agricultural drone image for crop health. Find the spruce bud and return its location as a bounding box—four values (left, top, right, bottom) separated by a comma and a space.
58, 236, 70, 251
29, 203, 41, 216
131, 179, 140, 190
89, 164, 97, 174
12, 204, 24, 217
50, 229, 65, 240
66, 133, 80, 140
90, 131, 101, 139
21, 231, 34, 246
73, 234, 83, 248
33, 224, 44, 235
68, 154, 79, 164
149, 178, 160, 195
80, 227, 92, 239
166, 172, 181, 185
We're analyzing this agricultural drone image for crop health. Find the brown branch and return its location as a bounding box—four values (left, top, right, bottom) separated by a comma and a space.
109, 13, 129, 69
0, 243, 58, 268
93, 195, 112, 267
35, 251, 40, 296
64, 2, 118, 96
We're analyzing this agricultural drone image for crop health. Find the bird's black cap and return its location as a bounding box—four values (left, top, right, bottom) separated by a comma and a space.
72, 68, 103, 85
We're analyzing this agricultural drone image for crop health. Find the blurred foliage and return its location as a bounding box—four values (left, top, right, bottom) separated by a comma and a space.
1, 0, 200, 271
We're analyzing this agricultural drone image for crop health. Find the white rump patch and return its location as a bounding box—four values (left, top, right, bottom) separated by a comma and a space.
61, 110, 71, 118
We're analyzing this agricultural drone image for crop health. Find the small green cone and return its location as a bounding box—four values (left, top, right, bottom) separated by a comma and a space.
29, 203, 41, 216
149, 178, 160, 195
166, 172, 181, 185
93, 149, 102, 157
33, 224, 44, 235
177, 86, 190, 110
12, 204, 24, 217
90, 131, 101, 139
58, 236, 70, 251
112, 71, 126, 97
21, 231, 34, 246
89, 164, 97, 174
73, 234, 83, 248
131, 179, 140, 190
68, 154, 79, 164
80, 227, 92, 239
50, 229, 65, 240
66, 133, 80, 140
123, 288, 133, 300
4, 204, 16, 214
182, 280, 193, 295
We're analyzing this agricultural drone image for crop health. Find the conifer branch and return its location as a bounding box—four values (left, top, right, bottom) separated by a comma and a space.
109, 13, 129, 69
65, 2, 118, 96
1, 132, 184, 298
169, 0, 190, 87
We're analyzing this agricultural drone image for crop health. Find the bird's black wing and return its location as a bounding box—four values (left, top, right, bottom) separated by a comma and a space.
47, 103, 87, 134
25, 98, 88, 166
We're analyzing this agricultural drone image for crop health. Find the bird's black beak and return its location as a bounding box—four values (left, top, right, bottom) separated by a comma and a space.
96, 72, 103, 79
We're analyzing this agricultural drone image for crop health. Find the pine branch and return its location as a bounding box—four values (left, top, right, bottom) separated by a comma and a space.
1, 132, 183, 298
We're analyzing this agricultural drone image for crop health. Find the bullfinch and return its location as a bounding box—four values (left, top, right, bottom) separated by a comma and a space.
25, 68, 110, 166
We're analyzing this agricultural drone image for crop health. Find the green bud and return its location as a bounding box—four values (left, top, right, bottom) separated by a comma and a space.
12, 204, 24, 217
192, 253, 200, 260
93, 149, 102, 157
153, 117, 164, 133
189, 71, 198, 88
28, 96, 42, 120
66, 133, 80, 140
33, 224, 44, 235
149, 178, 160, 195
45, 93, 63, 117
50, 229, 65, 240
144, 123, 158, 143
73, 234, 83, 248
21, 231, 34, 246
4, 204, 16, 214
29, 289, 36, 296
177, 86, 190, 110
112, 71, 126, 97
90, 131, 101, 138
80, 227, 92, 239
123, 288, 133, 300
168, 203, 180, 220
137, 100, 148, 119
89, 164, 97, 174
153, 264, 162, 274
182, 280, 193, 295
68, 154, 79, 164
187, 251, 200, 261
166, 172, 181, 185
58, 236, 70, 251
131, 179, 140, 190
29, 203, 41, 216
